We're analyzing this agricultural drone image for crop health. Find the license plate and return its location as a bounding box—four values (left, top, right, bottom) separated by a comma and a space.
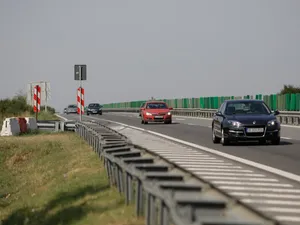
246, 128, 264, 133
155, 116, 163, 119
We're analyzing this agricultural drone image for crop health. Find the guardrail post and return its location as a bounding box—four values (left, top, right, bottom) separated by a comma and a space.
54, 121, 59, 132
150, 195, 157, 225
159, 200, 169, 225
60, 122, 65, 132
125, 172, 132, 205
104, 158, 110, 180
136, 179, 144, 216
118, 167, 124, 193
145, 192, 151, 225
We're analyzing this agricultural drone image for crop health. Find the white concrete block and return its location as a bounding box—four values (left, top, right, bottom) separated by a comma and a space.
0, 117, 21, 136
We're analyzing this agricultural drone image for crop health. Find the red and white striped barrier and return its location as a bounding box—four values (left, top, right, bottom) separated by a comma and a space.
33, 85, 41, 112
77, 87, 84, 114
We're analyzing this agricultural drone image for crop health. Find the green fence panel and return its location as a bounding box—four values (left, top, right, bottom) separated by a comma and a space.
200, 97, 204, 108
182, 98, 188, 108
290, 94, 296, 111
296, 93, 300, 111
103, 92, 300, 111
285, 94, 290, 111
213, 97, 219, 109
174, 99, 178, 108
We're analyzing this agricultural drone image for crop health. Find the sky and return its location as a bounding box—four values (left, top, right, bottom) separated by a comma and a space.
0, 0, 299, 111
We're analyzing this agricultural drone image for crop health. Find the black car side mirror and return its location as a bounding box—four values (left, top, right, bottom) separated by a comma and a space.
273, 110, 280, 116
215, 111, 223, 117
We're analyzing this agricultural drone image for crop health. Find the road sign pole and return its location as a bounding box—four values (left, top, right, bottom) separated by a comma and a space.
74, 64, 87, 122
79, 66, 82, 122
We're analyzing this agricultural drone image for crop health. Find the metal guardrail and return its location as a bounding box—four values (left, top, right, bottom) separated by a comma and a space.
74, 120, 274, 225
102, 108, 300, 126
37, 120, 76, 132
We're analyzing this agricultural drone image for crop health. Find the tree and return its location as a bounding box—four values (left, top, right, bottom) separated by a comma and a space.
279, 84, 300, 95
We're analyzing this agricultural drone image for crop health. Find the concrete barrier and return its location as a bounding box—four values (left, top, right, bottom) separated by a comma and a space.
0, 117, 21, 136
25, 117, 38, 131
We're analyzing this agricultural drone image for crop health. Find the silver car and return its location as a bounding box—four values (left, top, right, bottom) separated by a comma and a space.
65, 104, 77, 114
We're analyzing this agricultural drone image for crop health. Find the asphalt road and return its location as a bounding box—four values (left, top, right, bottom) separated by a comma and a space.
64, 112, 300, 176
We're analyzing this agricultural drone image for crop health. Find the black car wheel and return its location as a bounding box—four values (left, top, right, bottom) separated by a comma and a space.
259, 139, 266, 145
221, 128, 229, 146
271, 137, 280, 145
212, 125, 221, 144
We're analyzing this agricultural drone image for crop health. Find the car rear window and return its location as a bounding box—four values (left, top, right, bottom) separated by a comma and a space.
68, 105, 77, 108
146, 103, 168, 109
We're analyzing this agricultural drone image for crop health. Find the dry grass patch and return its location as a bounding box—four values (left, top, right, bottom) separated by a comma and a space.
0, 132, 144, 225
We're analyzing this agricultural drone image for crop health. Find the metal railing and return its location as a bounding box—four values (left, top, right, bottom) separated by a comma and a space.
74, 120, 273, 225
102, 108, 300, 126
37, 120, 76, 132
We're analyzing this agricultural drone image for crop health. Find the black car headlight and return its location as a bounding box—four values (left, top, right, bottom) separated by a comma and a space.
268, 119, 280, 127
227, 120, 242, 128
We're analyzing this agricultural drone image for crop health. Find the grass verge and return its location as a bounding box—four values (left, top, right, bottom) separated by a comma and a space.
0, 132, 143, 225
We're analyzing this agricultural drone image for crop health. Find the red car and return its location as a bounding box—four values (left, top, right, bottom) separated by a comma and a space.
140, 101, 173, 124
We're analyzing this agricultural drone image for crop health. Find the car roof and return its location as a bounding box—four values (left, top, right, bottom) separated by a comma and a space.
224, 99, 264, 104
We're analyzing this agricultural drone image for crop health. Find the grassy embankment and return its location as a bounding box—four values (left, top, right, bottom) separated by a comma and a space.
0, 132, 143, 225
0, 94, 59, 126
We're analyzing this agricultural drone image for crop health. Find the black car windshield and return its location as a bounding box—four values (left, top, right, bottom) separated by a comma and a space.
68, 105, 77, 108
146, 103, 168, 109
225, 101, 271, 115
88, 103, 100, 108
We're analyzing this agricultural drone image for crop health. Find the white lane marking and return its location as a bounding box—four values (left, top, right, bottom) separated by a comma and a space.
175, 118, 185, 121
219, 186, 300, 193
192, 169, 253, 172
195, 172, 265, 177
212, 181, 292, 187
178, 165, 242, 169
173, 115, 300, 129
163, 156, 213, 159
203, 177, 278, 182
174, 115, 213, 121
187, 123, 197, 126
108, 112, 300, 129
281, 137, 292, 140
242, 199, 300, 206
153, 151, 200, 154
174, 162, 233, 165
93, 118, 300, 183
166, 159, 225, 162
280, 124, 300, 129
260, 207, 300, 213
156, 153, 207, 156
167, 158, 223, 161
231, 192, 300, 199
275, 216, 300, 222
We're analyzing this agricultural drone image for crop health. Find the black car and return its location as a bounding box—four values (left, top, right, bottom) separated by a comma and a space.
212, 99, 280, 145
86, 103, 102, 115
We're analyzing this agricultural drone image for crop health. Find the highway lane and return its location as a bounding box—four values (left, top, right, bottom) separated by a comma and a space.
109, 112, 300, 141
64, 112, 300, 176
